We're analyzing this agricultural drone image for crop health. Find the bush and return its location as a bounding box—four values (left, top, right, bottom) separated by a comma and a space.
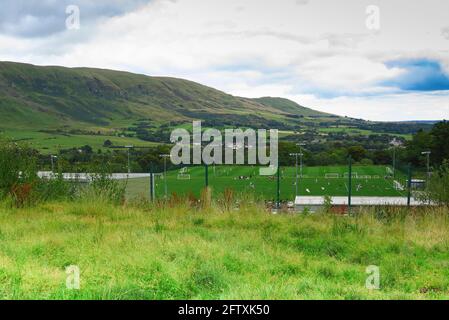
34, 172, 78, 202
87, 163, 127, 205
0, 140, 38, 205
0, 140, 81, 206
420, 161, 449, 206
359, 158, 374, 166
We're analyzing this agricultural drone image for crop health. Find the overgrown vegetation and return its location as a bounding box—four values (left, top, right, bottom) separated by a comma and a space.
0, 139, 448, 300
0, 140, 38, 200
87, 164, 127, 205
0, 198, 448, 299
0, 139, 125, 207
420, 161, 449, 206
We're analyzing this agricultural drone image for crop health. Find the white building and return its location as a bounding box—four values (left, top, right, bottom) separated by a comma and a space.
295, 196, 426, 212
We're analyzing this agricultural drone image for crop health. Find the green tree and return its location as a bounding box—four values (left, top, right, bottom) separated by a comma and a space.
406, 121, 449, 168
420, 161, 449, 206
347, 146, 366, 162
405, 129, 432, 166
103, 139, 113, 147
430, 121, 449, 165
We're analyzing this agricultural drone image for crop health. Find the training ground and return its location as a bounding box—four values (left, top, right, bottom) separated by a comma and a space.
126, 165, 408, 200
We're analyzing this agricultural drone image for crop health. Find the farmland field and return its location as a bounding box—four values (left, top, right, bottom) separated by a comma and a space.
126, 165, 407, 200
0, 129, 159, 154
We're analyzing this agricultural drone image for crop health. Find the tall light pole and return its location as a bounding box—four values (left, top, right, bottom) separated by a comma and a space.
348, 155, 352, 214
422, 151, 431, 180
125, 145, 133, 174
296, 143, 306, 178
392, 147, 396, 178
289, 153, 301, 196
160, 154, 171, 198
50, 155, 58, 174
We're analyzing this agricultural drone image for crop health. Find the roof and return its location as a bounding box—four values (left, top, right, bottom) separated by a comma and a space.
294, 196, 426, 206
38, 172, 151, 181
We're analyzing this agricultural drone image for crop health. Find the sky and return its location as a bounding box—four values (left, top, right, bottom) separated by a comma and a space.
0, 0, 448, 121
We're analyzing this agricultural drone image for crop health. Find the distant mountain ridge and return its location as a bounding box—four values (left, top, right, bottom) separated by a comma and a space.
0, 61, 333, 131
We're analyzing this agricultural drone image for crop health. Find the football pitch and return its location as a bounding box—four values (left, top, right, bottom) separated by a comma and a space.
126, 165, 408, 200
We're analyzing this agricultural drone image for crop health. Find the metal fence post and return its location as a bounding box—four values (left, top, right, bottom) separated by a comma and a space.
407, 164, 412, 207
150, 165, 155, 202
348, 156, 352, 213
276, 165, 280, 209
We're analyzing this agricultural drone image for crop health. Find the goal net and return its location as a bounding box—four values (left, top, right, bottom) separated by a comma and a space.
325, 173, 340, 179
343, 172, 358, 179
393, 180, 405, 191
179, 167, 189, 174
177, 174, 191, 180
359, 175, 372, 179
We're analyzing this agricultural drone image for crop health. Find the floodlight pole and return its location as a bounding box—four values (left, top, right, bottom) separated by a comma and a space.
149, 164, 155, 202
295, 154, 299, 196
160, 154, 171, 199
197, 143, 209, 189
125, 145, 134, 174
205, 164, 209, 188
296, 143, 306, 178
407, 164, 412, 207
422, 151, 431, 180
50, 155, 57, 174
289, 153, 300, 196
348, 156, 352, 214
276, 165, 281, 209
392, 147, 396, 178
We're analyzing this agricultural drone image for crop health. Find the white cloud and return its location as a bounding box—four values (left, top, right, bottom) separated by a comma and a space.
287, 92, 449, 121
297, 55, 404, 92
0, 0, 448, 121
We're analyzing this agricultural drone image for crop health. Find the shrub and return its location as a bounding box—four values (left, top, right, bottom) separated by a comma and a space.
323, 195, 333, 213
0, 140, 38, 205
87, 162, 126, 205
34, 172, 78, 202
420, 161, 449, 206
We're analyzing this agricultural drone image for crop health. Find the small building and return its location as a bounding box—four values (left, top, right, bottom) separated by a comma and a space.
409, 179, 426, 190
295, 196, 426, 212
390, 138, 404, 147
38, 171, 152, 182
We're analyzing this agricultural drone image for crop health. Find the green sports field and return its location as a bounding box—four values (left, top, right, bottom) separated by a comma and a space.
126, 165, 408, 200
0, 129, 159, 154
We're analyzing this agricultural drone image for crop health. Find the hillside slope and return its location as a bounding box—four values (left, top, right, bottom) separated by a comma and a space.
0, 61, 331, 131
254, 97, 328, 117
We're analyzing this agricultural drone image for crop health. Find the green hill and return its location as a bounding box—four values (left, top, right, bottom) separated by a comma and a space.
253, 97, 328, 117
0, 61, 331, 132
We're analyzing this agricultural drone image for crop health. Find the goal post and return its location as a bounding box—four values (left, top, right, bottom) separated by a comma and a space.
393, 180, 405, 191
344, 172, 358, 179
179, 167, 189, 174
176, 167, 191, 180
359, 175, 372, 179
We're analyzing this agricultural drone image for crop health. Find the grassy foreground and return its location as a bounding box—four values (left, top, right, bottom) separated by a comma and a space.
0, 199, 448, 300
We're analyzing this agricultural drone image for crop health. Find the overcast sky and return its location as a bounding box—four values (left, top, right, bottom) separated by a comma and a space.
0, 0, 448, 121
